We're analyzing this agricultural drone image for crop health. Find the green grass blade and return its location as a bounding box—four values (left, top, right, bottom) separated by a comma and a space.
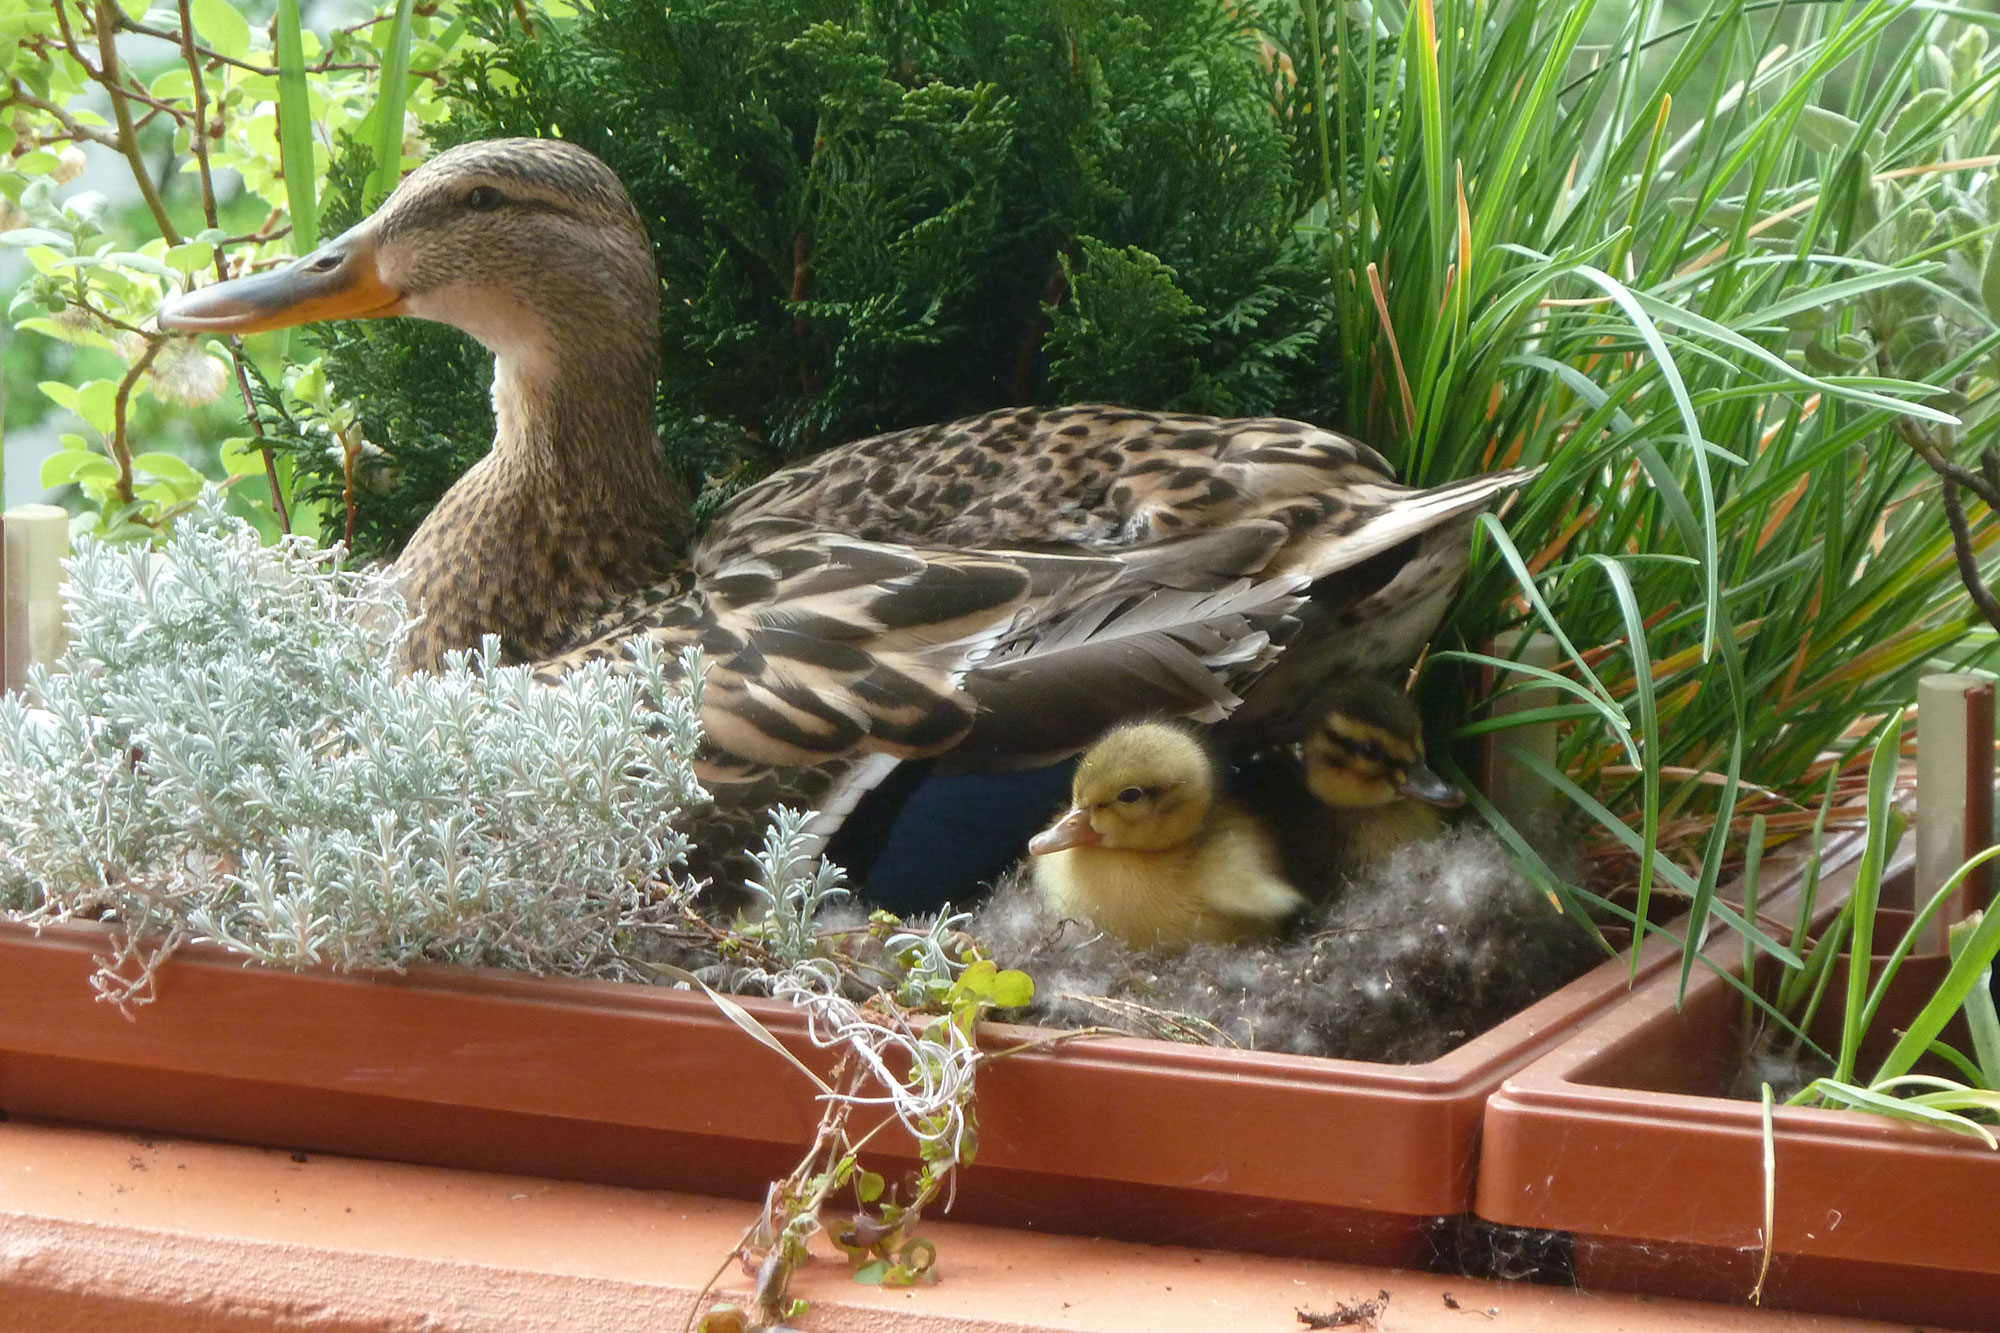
1836, 711, 1905, 1085
1874, 890, 2000, 1085
366, 0, 417, 205
1571, 263, 1723, 655
274, 0, 318, 255
1797, 1078, 2000, 1147
1580, 553, 1664, 975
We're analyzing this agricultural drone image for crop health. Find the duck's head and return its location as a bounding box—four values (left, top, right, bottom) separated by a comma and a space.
1028, 722, 1215, 854
156, 138, 657, 374
1301, 676, 1465, 811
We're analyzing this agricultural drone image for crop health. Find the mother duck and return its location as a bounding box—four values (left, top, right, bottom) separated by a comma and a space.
156, 138, 1534, 876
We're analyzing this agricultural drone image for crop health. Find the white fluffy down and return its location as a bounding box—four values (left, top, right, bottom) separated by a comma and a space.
965, 826, 1600, 1063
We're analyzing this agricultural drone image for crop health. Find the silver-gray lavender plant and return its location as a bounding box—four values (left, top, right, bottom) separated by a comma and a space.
0, 495, 709, 999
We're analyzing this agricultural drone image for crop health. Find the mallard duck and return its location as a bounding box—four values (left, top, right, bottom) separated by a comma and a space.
155, 138, 1533, 879
1239, 674, 1466, 896
1028, 721, 1305, 948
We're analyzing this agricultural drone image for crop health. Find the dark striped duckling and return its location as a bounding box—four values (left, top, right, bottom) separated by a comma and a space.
1241, 675, 1466, 897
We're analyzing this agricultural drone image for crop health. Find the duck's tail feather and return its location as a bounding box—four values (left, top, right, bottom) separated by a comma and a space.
1276, 463, 1542, 582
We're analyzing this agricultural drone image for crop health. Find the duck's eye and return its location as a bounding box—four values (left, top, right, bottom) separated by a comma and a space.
465, 185, 505, 211
1116, 786, 1146, 804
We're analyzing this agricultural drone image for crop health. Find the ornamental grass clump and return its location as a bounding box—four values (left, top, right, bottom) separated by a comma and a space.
0, 494, 708, 1000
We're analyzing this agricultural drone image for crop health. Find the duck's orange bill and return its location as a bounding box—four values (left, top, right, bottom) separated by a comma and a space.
1028, 808, 1100, 855
156, 225, 403, 334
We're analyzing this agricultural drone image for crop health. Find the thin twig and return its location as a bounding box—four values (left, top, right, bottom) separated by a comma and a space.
227, 350, 292, 534
51, 1, 104, 82
93, 1, 183, 245
977, 1024, 1114, 1063
1895, 418, 2000, 634
0, 89, 120, 149
110, 338, 165, 507
176, 0, 222, 237
114, 15, 387, 77
68, 291, 152, 338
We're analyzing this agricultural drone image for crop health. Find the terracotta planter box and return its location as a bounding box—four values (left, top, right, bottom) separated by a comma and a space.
0, 842, 1853, 1269
1476, 855, 2000, 1328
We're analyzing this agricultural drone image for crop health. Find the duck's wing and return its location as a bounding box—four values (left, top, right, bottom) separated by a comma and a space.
537, 519, 1124, 780
943, 522, 1309, 766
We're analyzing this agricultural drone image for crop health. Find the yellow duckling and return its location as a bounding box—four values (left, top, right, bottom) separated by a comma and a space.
1027, 722, 1305, 949
1240, 675, 1466, 895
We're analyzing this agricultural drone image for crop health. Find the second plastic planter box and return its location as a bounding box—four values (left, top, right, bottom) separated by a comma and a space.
1476, 856, 1999, 1327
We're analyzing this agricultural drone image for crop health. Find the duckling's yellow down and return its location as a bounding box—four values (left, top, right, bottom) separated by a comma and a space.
1029, 723, 1304, 949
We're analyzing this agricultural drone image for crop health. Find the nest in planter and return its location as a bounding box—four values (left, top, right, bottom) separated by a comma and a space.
967, 825, 1603, 1063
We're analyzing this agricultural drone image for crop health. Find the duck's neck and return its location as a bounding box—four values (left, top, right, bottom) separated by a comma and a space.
396, 313, 691, 670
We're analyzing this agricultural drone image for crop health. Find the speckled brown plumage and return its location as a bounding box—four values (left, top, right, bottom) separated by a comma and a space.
718, 405, 1396, 568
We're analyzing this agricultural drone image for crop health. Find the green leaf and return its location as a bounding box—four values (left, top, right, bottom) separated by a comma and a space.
1794, 106, 1884, 160
12, 148, 57, 176
855, 1170, 884, 1204
41, 450, 117, 488
1803, 1079, 1999, 1147
36, 380, 81, 414
988, 968, 1034, 1008
1888, 88, 1950, 146
0, 228, 73, 252
133, 452, 204, 489
189, 0, 251, 62
1983, 235, 2000, 327
164, 241, 215, 275
851, 1260, 889, 1285
954, 959, 999, 998
102, 250, 176, 280
219, 437, 267, 478
74, 380, 118, 437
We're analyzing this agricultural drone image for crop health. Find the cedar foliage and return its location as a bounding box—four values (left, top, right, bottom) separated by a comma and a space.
295, 0, 1342, 554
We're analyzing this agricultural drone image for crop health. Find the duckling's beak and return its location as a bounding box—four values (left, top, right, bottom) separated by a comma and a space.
1028, 807, 1100, 855
1397, 762, 1466, 809
156, 220, 403, 333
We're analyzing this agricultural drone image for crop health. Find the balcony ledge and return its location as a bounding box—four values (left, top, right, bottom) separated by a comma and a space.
0, 1117, 1947, 1333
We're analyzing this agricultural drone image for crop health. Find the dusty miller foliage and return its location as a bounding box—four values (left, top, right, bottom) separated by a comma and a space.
0, 495, 712, 999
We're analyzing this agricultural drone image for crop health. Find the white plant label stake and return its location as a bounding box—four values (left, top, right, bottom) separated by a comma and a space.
2, 505, 70, 694
1914, 672, 1995, 945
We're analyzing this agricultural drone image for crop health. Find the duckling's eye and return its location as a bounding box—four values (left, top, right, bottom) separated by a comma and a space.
465, 185, 505, 211
1116, 786, 1147, 804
